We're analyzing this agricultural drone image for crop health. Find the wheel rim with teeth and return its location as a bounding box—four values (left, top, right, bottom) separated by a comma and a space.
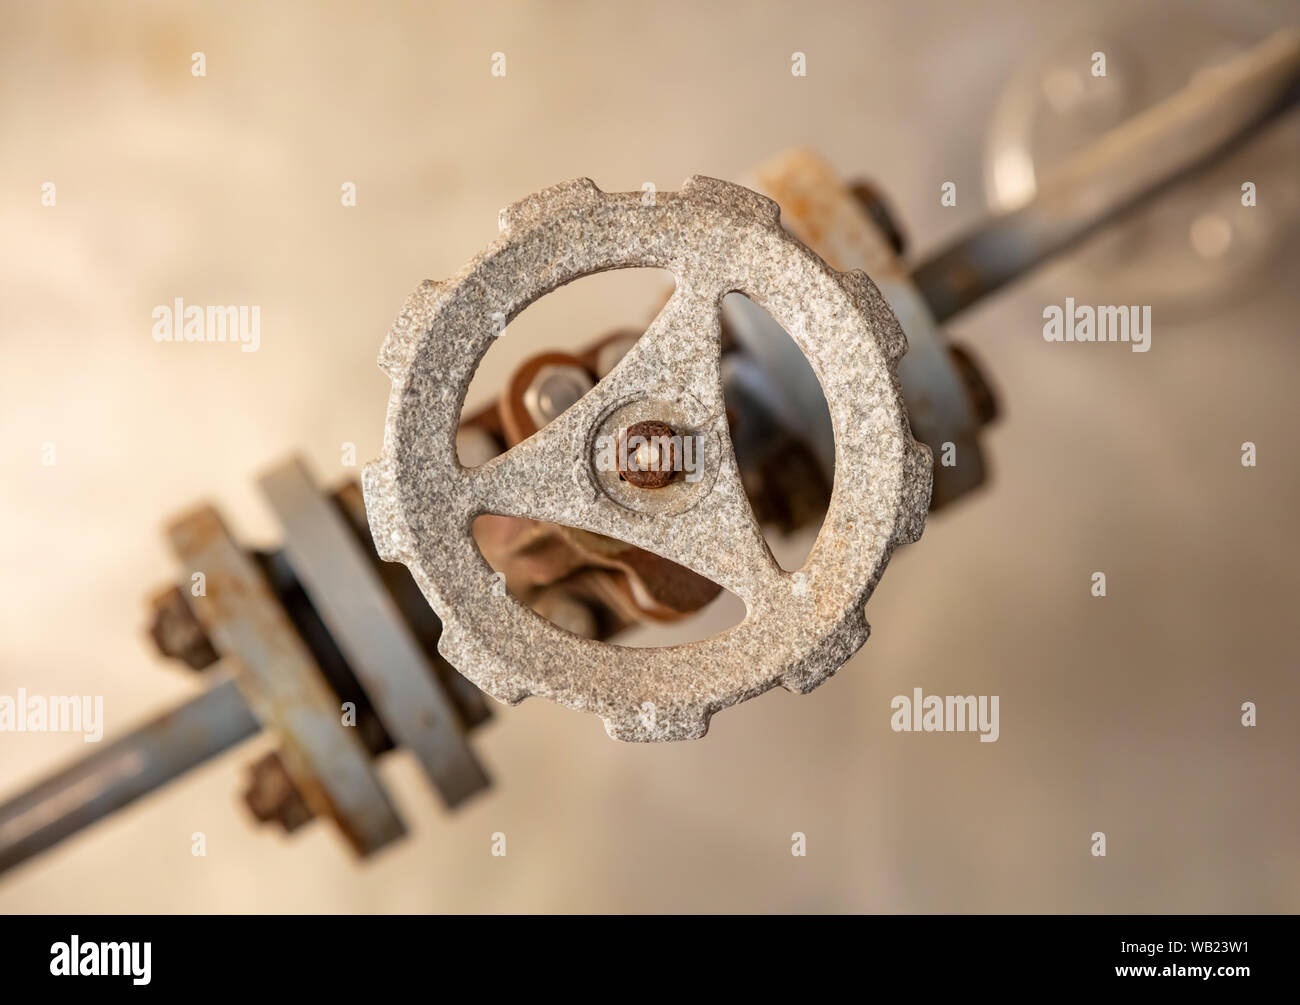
364, 175, 932, 742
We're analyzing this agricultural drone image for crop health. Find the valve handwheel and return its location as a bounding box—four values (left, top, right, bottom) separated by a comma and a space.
364, 176, 932, 741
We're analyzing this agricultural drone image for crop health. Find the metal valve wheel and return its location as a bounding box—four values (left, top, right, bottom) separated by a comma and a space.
364, 175, 932, 741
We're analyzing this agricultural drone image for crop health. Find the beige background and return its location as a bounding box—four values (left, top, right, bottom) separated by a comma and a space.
1, 0, 1297, 912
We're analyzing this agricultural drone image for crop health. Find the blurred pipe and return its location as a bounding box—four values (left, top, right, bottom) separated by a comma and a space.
0, 676, 259, 877
911, 28, 1300, 323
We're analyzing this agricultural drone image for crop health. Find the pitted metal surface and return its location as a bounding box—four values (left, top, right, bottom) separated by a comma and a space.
364, 176, 932, 741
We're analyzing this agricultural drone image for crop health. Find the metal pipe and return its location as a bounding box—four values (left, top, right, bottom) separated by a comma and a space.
0, 676, 260, 877
911, 28, 1300, 323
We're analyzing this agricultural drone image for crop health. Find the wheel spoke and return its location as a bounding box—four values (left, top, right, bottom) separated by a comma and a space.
465, 280, 779, 604
608, 281, 727, 411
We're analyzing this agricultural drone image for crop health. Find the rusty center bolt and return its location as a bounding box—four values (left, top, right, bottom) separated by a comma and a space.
617, 419, 678, 489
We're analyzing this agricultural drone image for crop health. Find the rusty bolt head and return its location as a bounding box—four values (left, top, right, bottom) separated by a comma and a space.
618, 419, 678, 489
148, 585, 219, 671
522, 363, 593, 428
533, 590, 600, 638
243, 750, 315, 834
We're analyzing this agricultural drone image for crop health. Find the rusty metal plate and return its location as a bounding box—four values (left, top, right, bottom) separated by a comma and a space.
167, 505, 405, 854
747, 148, 987, 509
259, 458, 489, 808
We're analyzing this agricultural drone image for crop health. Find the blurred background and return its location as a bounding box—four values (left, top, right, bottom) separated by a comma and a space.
0, 0, 1297, 912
